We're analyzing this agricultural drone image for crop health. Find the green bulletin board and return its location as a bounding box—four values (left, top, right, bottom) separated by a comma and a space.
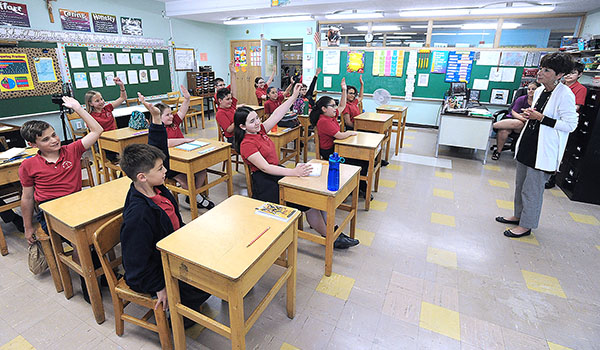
317, 50, 526, 105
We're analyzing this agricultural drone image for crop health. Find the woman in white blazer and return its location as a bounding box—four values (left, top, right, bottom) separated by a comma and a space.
495, 52, 578, 238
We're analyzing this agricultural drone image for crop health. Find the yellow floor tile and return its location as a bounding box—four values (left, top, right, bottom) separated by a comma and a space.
207, 126, 216, 130
316, 272, 355, 300
379, 179, 397, 188
547, 341, 573, 350
355, 228, 375, 246
426, 247, 457, 269
433, 188, 454, 199
435, 171, 453, 179
387, 164, 403, 171
406, 128, 417, 133
430, 212, 455, 227
549, 189, 568, 198
568, 212, 600, 226
521, 270, 567, 298
488, 179, 510, 188
419, 301, 461, 341
596, 245, 600, 251
510, 232, 540, 246
496, 199, 514, 210
370, 200, 388, 211
284, 162, 294, 169
307, 152, 315, 157
0, 336, 36, 350
403, 143, 413, 148
483, 164, 501, 171
406, 135, 415, 140
280, 343, 300, 350
185, 323, 206, 339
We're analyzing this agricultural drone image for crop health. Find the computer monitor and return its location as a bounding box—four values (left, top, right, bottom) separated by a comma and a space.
469, 89, 481, 101
450, 82, 467, 95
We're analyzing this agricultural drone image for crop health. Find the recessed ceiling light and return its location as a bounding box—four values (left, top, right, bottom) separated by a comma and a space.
325, 11, 384, 20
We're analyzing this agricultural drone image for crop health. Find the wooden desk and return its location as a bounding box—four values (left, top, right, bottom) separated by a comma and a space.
334, 132, 384, 211
40, 177, 132, 324
297, 115, 315, 163
166, 139, 233, 220
157, 195, 300, 350
245, 105, 265, 121
353, 112, 394, 162
111, 105, 148, 118
98, 127, 148, 181
279, 159, 360, 276
268, 126, 301, 165
376, 104, 408, 155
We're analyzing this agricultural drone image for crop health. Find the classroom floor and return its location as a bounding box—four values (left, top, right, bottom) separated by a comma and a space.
1, 116, 599, 350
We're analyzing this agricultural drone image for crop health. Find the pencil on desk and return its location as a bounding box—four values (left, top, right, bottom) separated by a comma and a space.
247, 226, 270, 247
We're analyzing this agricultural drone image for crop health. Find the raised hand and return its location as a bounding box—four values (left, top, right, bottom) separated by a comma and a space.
62, 96, 82, 110
229, 61, 236, 74
341, 77, 347, 91
292, 83, 303, 97
316, 67, 322, 76
114, 77, 124, 87
359, 74, 364, 85
180, 84, 191, 99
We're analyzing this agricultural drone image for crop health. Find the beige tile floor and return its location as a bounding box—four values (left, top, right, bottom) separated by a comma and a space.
1, 117, 600, 350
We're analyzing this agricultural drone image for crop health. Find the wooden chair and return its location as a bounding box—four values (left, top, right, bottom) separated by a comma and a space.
0, 182, 22, 256
218, 129, 242, 172
166, 91, 180, 99
184, 98, 205, 133
93, 214, 173, 350
81, 157, 95, 188
243, 162, 253, 198
125, 98, 139, 107
66, 112, 104, 185
314, 128, 321, 159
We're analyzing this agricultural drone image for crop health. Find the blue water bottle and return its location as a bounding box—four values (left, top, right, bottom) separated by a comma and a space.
327, 152, 344, 191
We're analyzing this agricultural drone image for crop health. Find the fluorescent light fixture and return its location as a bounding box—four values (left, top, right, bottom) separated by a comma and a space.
354, 25, 400, 31
387, 42, 404, 45
431, 33, 457, 36
462, 22, 520, 29
342, 33, 365, 36
288, 43, 302, 46
325, 11, 384, 20
224, 15, 313, 25
411, 24, 462, 29
471, 5, 554, 15
399, 9, 470, 17
386, 36, 413, 39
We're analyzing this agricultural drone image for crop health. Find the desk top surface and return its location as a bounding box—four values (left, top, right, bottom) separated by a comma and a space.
334, 131, 385, 149
169, 138, 231, 161
0, 148, 37, 170
268, 125, 300, 137
376, 104, 408, 112
244, 105, 264, 111
112, 105, 148, 118
157, 195, 300, 280
39, 177, 131, 229
354, 112, 394, 123
100, 127, 149, 141
279, 159, 360, 196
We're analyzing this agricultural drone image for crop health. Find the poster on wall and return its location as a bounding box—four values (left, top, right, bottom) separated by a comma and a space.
59, 9, 91, 32
322, 50, 340, 75
33, 57, 57, 82
233, 46, 247, 72
0, 53, 34, 92
174, 48, 195, 70
0, 1, 30, 27
120, 17, 143, 36
500, 51, 527, 67
91, 13, 118, 34
430, 51, 448, 74
250, 46, 261, 66
444, 51, 475, 83
346, 51, 364, 73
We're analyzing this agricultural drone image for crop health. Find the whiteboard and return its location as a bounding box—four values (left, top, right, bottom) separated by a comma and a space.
174, 47, 195, 71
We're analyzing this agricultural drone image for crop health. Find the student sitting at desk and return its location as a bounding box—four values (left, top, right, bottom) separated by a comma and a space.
138, 88, 215, 210
235, 83, 358, 249
120, 103, 210, 328
341, 74, 364, 130
254, 65, 277, 106
213, 76, 230, 112
263, 82, 294, 119
291, 67, 320, 115
216, 62, 237, 143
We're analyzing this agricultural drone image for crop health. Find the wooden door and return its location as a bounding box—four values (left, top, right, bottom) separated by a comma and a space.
230, 40, 261, 105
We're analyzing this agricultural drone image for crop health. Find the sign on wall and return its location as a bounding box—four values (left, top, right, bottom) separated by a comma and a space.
91, 12, 118, 34
59, 9, 91, 32
0, 1, 30, 27
121, 17, 143, 36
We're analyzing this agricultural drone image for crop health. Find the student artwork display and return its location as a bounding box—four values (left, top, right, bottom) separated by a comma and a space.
490, 88, 509, 104
476, 51, 501, 66
116, 52, 130, 65
500, 51, 527, 67
155, 52, 164, 65
116, 70, 127, 84
250, 46, 261, 66
89, 72, 103, 88
120, 17, 143, 36
489, 67, 517, 82
68, 51, 84, 68
346, 51, 364, 73
149, 69, 159, 81
372, 50, 404, 77
127, 70, 138, 84
33, 57, 57, 83
143, 52, 153, 66
59, 9, 91, 32
322, 50, 340, 75
139, 69, 148, 83
130, 53, 143, 65
86, 51, 99, 67
0, 52, 33, 92
0, 2, 31, 27
73, 72, 88, 89
104, 71, 116, 86
100, 52, 115, 65
233, 46, 247, 72
0, 47, 62, 99
91, 13, 118, 34
430, 51, 448, 74
444, 51, 475, 83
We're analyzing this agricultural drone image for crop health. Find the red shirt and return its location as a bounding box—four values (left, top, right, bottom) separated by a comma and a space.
255, 84, 269, 106
91, 104, 117, 131
264, 93, 284, 115
569, 81, 587, 106
216, 97, 238, 138
240, 124, 279, 173
214, 84, 231, 112
342, 99, 361, 124
165, 113, 184, 139
18, 140, 86, 203
150, 188, 180, 231
317, 112, 341, 150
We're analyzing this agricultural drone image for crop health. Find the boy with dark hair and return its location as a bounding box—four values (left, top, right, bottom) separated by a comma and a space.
213, 77, 229, 112
119, 92, 210, 325
215, 62, 237, 143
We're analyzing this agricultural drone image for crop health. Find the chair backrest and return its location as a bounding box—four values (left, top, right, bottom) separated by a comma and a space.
66, 112, 86, 142
243, 162, 253, 198
167, 91, 180, 99
125, 98, 139, 107
81, 157, 95, 188
313, 127, 321, 159
93, 214, 123, 295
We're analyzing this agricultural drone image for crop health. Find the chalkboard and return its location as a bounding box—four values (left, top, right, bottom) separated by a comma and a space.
64, 45, 173, 104
317, 50, 525, 105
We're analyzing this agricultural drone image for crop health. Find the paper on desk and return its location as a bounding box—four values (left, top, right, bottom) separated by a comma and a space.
307, 162, 322, 177
0, 147, 25, 160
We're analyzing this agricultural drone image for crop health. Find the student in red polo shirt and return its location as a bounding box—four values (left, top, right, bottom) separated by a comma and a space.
341, 74, 364, 130
19, 96, 103, 244
263, 82, 294, 118
235, 83, 359, 249
216, 62, 237, 143
213, 77, 230, 112
254, 65, 277, 106
85, 77, 126, 131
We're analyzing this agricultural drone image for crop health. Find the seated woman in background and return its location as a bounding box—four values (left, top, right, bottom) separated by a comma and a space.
491, 81, 541, 161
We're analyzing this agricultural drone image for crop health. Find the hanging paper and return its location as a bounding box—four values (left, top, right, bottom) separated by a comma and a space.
323, 50, 340, 75
104, 72, 115, 86
91, 13, 118, 34
68, 51, 84, 68
395, 51, 404, 77
143, 52, 153, 66
250, 46, 261, 66
346, 51, 364, 73
234, 46, 247, 72
149, 69, 159, 81
0, 53, 34, 91
372, 50, 380, 76
100, 52, 115, 65
430, 51, 448, 74
89, 72, 103, 88
155, 53, 164, 65
59, 9, 91, 32
73, 72, 88, 89
500, 51, 527, 66
33, 57, 57, 83
476, 51, 501, 66
86, 51, 99, 67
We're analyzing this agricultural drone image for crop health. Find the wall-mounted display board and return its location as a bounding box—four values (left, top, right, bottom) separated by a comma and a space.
174, 47, 195, 71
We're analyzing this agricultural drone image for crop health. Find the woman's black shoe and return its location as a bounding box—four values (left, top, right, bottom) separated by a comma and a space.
503, 229, 531, 238
495, 216, 519, 225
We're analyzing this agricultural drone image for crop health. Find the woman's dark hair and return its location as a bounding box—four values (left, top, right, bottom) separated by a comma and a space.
539, 52, 575, 76
309, 96, 334, 127
254, 77, 263, 88
266, 86, 277, 96
347, 85, 357, 95
233, 106, 255, 153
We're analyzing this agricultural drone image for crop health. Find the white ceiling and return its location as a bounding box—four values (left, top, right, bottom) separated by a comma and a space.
157, 0, 597, 24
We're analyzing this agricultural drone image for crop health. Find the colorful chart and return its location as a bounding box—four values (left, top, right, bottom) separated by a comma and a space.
372, 50, 403, 77
0, 53, 34, 92
234, 46, 247, 72
444, 51, 475, 83
347, 51, 364, 73
430, 51, 449, 74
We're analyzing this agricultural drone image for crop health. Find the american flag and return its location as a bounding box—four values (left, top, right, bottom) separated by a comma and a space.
314, 30, 321, 46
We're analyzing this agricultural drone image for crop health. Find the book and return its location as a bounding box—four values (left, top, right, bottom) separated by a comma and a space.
175, 140, 210, 151
255, 203, 297, 222
0, 147, 25, 160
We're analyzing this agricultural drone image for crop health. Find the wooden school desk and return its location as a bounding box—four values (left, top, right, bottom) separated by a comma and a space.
245, 105, 265, 121
353, 112, 394, 162
40, 177, 132, 324
166, 139, 234, 220
279, 159, 360, 276
298, 115, 315, 163
98, 127, 148, 181
334, 132, 384, 211
375, 104, 408, 154
157, 195, 300, 350
268, 125, 301, 165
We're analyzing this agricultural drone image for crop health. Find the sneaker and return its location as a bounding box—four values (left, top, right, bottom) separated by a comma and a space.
340, 232, 359, 245
185, 196, 215, 210
334, 235, 354, 249
381, 159, 389, 167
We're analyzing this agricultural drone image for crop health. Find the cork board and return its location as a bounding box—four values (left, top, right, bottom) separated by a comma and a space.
0, 47, 62, 100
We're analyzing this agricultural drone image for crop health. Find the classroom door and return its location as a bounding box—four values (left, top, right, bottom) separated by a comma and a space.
230, 40, 262, 105
261, 40, 281, 89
